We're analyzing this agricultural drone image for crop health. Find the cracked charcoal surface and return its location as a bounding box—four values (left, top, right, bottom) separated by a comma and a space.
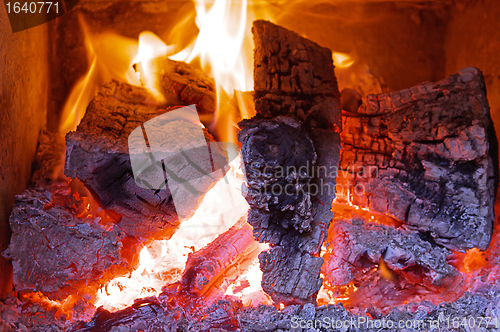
154, 57, 217, 115
338, 67, 496, 251
322, 219, 458, 288
238, 116, 317, 233
235, 291, 500, 332
65, 80, 227, 241
238, 20, 342, 304
238, 117, 325, 304
3, 182, 141, 301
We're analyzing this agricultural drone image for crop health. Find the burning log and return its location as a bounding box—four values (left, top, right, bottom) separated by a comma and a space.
181, 216, 259, 296
153, 58, 217, 115
153, 217, 264, 323
321, 219, 458, 290
238, 20, 342, 304
65, 80, 228, 241
338, 67, 496, 251
3, 182, 141, 300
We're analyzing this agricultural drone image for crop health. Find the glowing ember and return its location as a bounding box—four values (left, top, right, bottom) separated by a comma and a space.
56, 0, 360, 315
318, 201, 499, 311
57, 0, 274, 312
317, 282, 358, 305
461, 248, 487, 274
331, 202, 402, 228
225, 247, 272, 307
95, 156, 255, 311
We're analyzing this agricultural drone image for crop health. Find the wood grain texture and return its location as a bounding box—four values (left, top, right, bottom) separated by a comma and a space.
4, 182, 141, 300
65, 80, 227, 242
322, 218, 458, 289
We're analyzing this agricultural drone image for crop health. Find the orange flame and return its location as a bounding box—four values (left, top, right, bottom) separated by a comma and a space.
95, 156, 258, 311
57, 1, 274, 312
461, 248, 487, 274
167, 0, 264, 142
172, 0, 253, 93
333, 52, 354, 68
131, 32, 169, 101
59, 21, 139, 134
378, 257, 396, 281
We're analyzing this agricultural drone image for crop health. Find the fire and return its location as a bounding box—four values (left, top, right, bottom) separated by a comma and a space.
59, 4, 353, 139
59, 17, 139, 133
331, 202, 402, 228
318, 282, 358, 305
333, 52, 354, 68
461, 248, 487, 274
167, 0, 264, 143
58, 0, 274, 312
67, 179, 116, 230
131, 32, 169, 101
95, 156, 256, 311
173, 0, 253, 93
377, 257, 396, 281
56, 0, 357, 314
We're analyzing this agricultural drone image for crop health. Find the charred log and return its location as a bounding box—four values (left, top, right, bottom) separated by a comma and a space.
238, 20, 342, 304
74, 291, 500, 331
237, 292, 498, 332
259, 246, 324, 304
252, 20, 341, 132
65, 80, 228, 241
153, 58, 217, 115
339, 67, 496, 251
3, 182, 141, 300
321, 219, 458, 289
4, 287, 500, 331
181, 217, 259, 296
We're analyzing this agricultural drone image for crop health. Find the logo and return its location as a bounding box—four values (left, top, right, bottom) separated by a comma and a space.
128, 105, 242, 219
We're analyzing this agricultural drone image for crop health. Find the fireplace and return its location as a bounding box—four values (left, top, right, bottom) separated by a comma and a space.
1, 0, 500, 330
